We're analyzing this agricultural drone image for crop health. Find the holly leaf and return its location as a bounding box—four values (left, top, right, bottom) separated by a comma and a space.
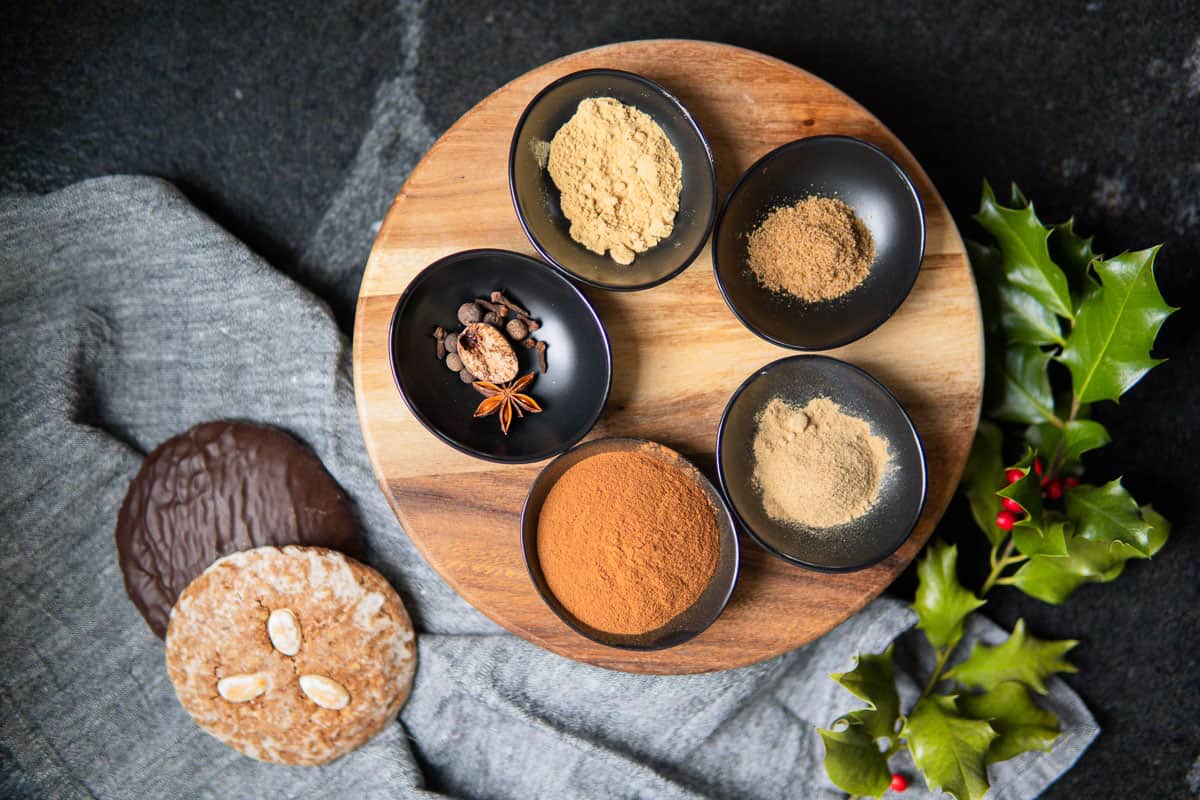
996, 449, 1044, 531
1008, 532, 1147, 604
1067, 479, 1156, 556
1056, 247, 1175, 404
1140, 505, 1171, 557
962, 421, 1006, 544
959, 682, 1061, 764
1049, 218, 1101, 307
913, 541, 985, 651
830, 646, 900, 742
1013, 519, 1069, 558
904, 695, 997, 800
947, 619, 1077, 695
1024, 419, 1111, 471
988, 344, 1057, 424
974, 181, 1074, 321
819, 720, 891, 797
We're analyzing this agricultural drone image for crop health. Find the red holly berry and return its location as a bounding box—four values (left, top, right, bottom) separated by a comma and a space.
996, 510, 1017, 531
1044, 478, 1063, 500
890, 773, 909, 792
1005, 468, 1024, 484
1001, 497, 1023, 513
1033, 458, 1044, 477
1064, 476, 1081, 489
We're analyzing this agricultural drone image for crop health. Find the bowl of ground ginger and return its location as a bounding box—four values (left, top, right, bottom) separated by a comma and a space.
521, 437, 740, 649
716, 355, 927, 571
509, 69, 717, 291
712, 136, 925, 349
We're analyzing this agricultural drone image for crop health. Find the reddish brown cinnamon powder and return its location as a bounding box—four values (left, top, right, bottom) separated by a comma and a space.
536, 447, 720, 635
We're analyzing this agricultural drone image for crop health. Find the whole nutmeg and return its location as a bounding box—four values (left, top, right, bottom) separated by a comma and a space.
456, 322, 518, 383
457, 302, 482, 326
505, 318, 529, 340
444, 332, 458, 353
445, 352, 463, 372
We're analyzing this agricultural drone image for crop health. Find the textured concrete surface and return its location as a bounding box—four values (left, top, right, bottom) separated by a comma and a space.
2, 1, 1198, 797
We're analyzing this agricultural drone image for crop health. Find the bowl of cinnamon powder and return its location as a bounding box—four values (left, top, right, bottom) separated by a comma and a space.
509, 69, 717, 291
716, 355, 927, 571
712, 136, 925, 349
522, 437, 740, 649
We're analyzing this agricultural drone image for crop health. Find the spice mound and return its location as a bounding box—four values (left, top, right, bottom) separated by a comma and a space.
547, 97, 683, 265
747, 196, 875, 302
752, 397, 891, 529
536, 447, 720, 635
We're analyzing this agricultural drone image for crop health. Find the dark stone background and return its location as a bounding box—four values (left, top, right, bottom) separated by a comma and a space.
2, 1, 1197, 797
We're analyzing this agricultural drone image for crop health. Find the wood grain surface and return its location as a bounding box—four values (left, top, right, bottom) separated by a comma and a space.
353, 40, 983, 674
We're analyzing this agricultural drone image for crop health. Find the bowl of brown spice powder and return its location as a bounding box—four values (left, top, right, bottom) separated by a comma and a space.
521, 437, 740, 650
716, 355, 927, 571
509, 69, 717, 291
712, 136, 925, 349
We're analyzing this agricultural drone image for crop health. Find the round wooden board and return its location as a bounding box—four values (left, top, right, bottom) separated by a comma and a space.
354, 40, 983, 674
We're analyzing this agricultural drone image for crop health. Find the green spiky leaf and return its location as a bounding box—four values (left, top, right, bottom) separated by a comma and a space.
1140, 505, 1171, 557
988, 345, 1057, 424
947, 619, 1077, 695
1067, 479, 1157, 556
1049, 218, 1101, 307
819, 720, 891, 797
829, 646, 900, 742
996, 449, 1045, 531
962, 421, 1006, 544
974, 181, 1074, 322
958, 682, 1061, 764
904, 695, 997, 800
1055, 248, 1175, 404
1024, 420, 1111, 472
1013, 519, 1070, 558
913, 541, 985, 651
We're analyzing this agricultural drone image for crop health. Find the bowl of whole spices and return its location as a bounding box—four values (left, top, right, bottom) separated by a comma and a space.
712, 136, 925, 349
716, 355, 926, 571
509, 68, 718, 291
389, 249, 612, 463
522, 437, 740, 649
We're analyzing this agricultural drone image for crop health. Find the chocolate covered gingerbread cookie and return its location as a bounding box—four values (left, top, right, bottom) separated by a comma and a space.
116, 421, 360, 637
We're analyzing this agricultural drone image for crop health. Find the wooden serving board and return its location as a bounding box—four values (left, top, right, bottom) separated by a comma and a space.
354, 40, 983, 674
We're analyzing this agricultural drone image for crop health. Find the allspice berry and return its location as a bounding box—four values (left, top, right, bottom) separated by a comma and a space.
445, 332, 459, 353
458, 368, 475, 383
445, 353, 463, 372
505, 318, 529, 340
457, 302, 482, 326
482, 311, 501, 327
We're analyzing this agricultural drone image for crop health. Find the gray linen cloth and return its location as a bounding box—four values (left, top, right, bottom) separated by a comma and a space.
0, 177, 1097, 799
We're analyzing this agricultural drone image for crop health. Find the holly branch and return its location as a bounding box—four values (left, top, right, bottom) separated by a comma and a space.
820, 183, 1176, 799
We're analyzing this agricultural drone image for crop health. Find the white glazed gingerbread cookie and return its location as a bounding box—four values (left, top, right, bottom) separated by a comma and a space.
164, 545, 416, 765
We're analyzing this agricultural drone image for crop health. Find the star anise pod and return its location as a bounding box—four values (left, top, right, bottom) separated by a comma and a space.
472, 372, 542, 435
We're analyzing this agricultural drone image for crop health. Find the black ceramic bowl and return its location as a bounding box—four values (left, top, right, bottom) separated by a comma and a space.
716, 355, 926, 571
522, 437, 740, 649
713, 136, 925, 349
509, 68, 717, 291
389, 249, 612, 463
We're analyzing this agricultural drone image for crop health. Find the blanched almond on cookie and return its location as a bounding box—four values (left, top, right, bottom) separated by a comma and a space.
299, 674, 350, 710
267, 608, 302, 656
217, 672, 269, 703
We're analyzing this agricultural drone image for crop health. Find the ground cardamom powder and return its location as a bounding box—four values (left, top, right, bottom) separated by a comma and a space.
547, 97, 682, 265
752, 396, 890, 528
746, 195, 875, 302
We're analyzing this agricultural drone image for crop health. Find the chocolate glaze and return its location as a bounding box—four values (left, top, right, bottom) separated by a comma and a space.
116, 421, 361, 638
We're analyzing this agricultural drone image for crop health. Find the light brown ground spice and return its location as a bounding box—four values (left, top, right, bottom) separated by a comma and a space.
746, 196, 875, 302
752, 396, 891, 528
536, 447, 720, 635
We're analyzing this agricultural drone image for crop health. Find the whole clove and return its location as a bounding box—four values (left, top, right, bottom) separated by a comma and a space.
433, 326, 447, 359
490, 290, 531, 319
521, 337, 537, 350
535, 340, 548, 373
482, 311, 501, 326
